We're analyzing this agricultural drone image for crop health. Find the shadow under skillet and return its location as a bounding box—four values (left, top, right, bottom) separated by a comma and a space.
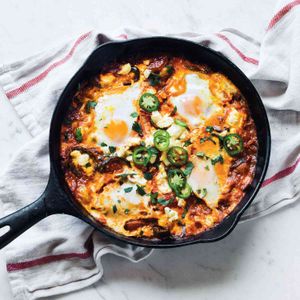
97, 221, 255, 290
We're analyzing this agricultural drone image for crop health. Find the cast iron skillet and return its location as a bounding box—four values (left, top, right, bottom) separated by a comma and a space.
0, 37, 271, 249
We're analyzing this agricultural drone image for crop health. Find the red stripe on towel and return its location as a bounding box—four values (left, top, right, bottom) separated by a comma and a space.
6, 250, 92, 272
215, 33, 259, 65
267, 0, 300, 30
7, 236, 93, 272
5, 31, 92, 100
262, 157, 300, 188
116, 33, 128, 40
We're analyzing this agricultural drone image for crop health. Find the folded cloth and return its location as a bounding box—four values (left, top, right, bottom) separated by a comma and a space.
0, 0, 299, 298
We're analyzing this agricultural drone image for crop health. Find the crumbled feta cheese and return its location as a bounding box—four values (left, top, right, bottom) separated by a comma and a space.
164, 207, 179, 222
177, 198, 186, 207
70, 150, 90, 166
158, 180, 172, 194
167, 124, 186, 139
151, 111, 174, 128
128, 173, 147, 185
118, 63, 131, 75
226, 108, 240, 126
144, 69, 151, 78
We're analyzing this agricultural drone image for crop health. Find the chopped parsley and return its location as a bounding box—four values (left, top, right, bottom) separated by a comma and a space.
200, 188, 207, 198
157, 197, 174, 206
130, 112, 138, 118
75, 128, 83, 142
136, 185, 146, 196
182, 205, 189, 219
85, 100, 97, 113
85, 162, 91, 168
200, 136, 216, 144
196, 152, 209, 159
171, 105, 177, 115
183, 139, 192, 147
124, 187, 133, 193
116, 173, 137, 180
109, 146, 116, 154
112, 205, 117, 214
175, 119, 188, 128
183, 162, 194, 176
148, 72, 161, 86
100, 142, 107, 147
205, 165, 210, 171
132, 121, 143, 135
166, 65, 174, 75
124, 208, 130, 214
206, 126, 214, 133
144, 172, 153, 180
150, 192, 158, 204
211, 154, 224, 165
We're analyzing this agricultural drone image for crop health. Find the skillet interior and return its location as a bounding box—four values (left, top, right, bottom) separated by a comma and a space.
49, 37, 270, 248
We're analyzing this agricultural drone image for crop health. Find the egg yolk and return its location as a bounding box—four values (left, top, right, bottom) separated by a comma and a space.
183, 96, 203, 116
103, 120, 128, 142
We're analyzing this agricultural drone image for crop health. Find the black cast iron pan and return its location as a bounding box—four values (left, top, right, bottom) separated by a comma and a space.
0, 37, 271, 249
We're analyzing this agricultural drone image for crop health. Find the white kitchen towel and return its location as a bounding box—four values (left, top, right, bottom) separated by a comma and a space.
0, 0, 299, 299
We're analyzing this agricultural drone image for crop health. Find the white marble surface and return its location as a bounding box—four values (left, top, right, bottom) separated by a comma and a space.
0, 0, 299, 299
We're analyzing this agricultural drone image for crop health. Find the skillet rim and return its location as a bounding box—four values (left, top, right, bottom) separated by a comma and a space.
49, 36, 271, 248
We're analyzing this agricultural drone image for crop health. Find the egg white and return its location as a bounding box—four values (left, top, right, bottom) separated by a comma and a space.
187, 157, 220, 208
170, 74, 219, 125
100, 182, 148, 209
94, 83, 141, 147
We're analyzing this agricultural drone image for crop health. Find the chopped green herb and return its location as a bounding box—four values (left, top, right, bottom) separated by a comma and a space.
85, 100, 97, 113
117, 199, 121, 204
196, 151, 209, 159
197, 188, 207, 198
124, 208, 130, 214
211, 155, 224, 165
183, 162, 194, 176
150, 192, 158, 204
130, 112, 138, 118
166, 65, 174, 75
112, 205, 117, 214
182, 207, 188, 218
205, 165, 210, 171
124, 187, 133, 193
144, 172, 153, 180
116, 173, 137, 180
157, 197, 174, 206
64, 132, 69, 141
132, 121, 143, 135
175, 119, 188, 128
200, 136, 216, 144
100, 142, 107, 147
136, 185, 146, 196
206, 126, 214, 133
171, 105, 177, 116
75, 128, 83, 142
183, 139, 192, 147
201, 188, 207, 198
109, 146, 116, 153
85, 162, 91, 168
148, 72, 161, 86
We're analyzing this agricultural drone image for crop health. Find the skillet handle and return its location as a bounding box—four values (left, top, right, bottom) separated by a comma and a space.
0, 192, 48, 249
